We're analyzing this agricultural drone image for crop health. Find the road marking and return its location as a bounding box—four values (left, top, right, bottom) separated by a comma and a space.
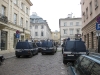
61, 67, 65, 70
61, 71, 65, 74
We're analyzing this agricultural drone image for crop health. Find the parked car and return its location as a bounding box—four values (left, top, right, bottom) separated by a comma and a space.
62, 38, 89, 64
15, 41, 38, 58
0, 55, 4, 65
67, 53, 100, 75
36, 42, 42, 52
41, 40, 57, 55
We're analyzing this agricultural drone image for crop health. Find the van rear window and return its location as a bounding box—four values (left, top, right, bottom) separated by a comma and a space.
75, 41, 86, 52
65, 41, 75, 51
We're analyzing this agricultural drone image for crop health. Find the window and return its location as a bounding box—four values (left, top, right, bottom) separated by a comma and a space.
83, 12, 85, 22
86, 7, 88, 19
95, 0, 98, 9
41, 25, 44, 29
41, 31, 44, 36
14, 13, 17, 24
26, 7, 28, 14
64, 22, 67, 26
90, 1, 92, 15
35, 26, 38, 29
35, 32, 38, 36
76, 22, 79, 26
20, 17, 23, 26
26, 21, 28, 29
63, 29, 67, 34
70, 29, 73, 35
21, 2, 24, 10
70, 22, 73, 26
1, 5, 6, 16
14, 0, 18, 5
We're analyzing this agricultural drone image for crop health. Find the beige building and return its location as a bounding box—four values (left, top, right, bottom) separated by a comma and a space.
80, 0, 100, 52
51, 30, 60, 44
0, 0, 33, 54
59, 15, 82, 45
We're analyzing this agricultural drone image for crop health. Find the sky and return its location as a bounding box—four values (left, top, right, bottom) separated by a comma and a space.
30, 0, 81, 32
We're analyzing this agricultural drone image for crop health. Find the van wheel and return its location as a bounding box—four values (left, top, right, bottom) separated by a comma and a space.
52, 52, 54, 55
63, 60, 67, 64
0, 59, 2, 65
16, 55, 20, 58
29, 54, 33, 58
42, 52, 45, 55
36, 52, 38, 55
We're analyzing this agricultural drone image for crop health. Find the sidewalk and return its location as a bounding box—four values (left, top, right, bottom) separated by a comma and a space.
2, 52, 15, 59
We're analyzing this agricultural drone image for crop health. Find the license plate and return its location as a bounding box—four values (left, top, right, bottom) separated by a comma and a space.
67, 55, 74, 56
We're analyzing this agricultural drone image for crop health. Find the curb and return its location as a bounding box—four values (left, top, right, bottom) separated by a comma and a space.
4, 55, 15, 59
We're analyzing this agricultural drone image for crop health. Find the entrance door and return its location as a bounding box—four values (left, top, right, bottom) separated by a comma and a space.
1, 30, 7, 50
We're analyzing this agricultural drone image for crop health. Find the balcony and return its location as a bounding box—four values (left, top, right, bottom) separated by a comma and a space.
0, 13, 8, 29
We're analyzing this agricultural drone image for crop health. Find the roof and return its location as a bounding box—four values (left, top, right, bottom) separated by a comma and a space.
30, 13, 42, 19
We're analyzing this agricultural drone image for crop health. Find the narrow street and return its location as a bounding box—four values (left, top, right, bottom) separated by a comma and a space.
0, 51, 68, 75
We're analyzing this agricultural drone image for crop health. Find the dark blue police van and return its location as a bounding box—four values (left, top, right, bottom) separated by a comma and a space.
41, 40, 57, 55
15, 40, 38, 58
62, 38, 89, 64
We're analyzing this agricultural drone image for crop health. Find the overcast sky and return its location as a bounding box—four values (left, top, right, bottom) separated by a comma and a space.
30, 0, 81, 32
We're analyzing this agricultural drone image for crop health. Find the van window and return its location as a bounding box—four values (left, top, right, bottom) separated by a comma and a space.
91, 63, 100, 75
65, 41, 75, 51
75, 41, 86, 52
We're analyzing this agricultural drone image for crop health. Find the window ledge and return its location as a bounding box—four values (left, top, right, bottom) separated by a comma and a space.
14, 4, 18, 7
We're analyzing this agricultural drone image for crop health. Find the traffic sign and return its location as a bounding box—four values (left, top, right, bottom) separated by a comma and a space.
96, 22, 100, 30
16, 30, 20, 34
15, 33, 20, 38
96, 16, 100, 23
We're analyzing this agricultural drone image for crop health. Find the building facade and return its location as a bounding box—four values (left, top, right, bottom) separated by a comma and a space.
59, 17, 82, 45
30, 13, 52, 41
0, 0, 33, 54
80, 0, 100, 52
51, 30, 60, 44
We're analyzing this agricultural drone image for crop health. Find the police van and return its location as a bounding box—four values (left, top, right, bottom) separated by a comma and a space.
62, 38, 89, 64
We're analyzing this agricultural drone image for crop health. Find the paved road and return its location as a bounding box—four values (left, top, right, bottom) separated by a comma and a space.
0, 52, 68, 75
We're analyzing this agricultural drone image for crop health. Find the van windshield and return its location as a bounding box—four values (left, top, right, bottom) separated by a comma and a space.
42, 41, 53, 47
16, 42, 31, 49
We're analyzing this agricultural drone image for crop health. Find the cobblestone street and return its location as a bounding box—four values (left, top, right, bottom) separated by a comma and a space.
0, 51, 68, 75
